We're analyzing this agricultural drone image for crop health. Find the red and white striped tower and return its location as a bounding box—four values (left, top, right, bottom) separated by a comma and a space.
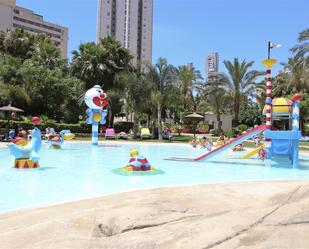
265, 68, 272, 154
262, 42, 277, 159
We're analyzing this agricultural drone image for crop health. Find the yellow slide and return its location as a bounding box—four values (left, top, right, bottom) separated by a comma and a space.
242, 145, 264, 159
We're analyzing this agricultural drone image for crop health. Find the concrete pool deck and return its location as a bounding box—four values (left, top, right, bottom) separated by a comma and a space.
1, 180, 309, 249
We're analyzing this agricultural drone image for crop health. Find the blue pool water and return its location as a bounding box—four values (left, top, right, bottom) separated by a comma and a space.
0, 142, 309, 212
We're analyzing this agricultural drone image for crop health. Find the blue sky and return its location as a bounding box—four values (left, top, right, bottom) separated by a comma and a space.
17, 0, 309, 78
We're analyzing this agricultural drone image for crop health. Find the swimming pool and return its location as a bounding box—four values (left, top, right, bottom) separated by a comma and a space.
1, 142, 309, 212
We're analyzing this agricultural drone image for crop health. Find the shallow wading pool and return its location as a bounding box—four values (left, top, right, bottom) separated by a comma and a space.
0, 142, 309, 212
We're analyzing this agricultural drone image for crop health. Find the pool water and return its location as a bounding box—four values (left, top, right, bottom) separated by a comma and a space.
0, 142, 309, 212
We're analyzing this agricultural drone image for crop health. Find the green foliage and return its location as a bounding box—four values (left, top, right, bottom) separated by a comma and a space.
224, 128, 241, 138
237, 124, 248, 132
301, 92, 309, 132
238, 100, 262, 127
274, 57, 309, 95
0, 29, 85, 122
0, 29, 35, 59
147, 57, 180, 140
71, 37, 133, 90
113, 121, 133, 133
0, 119, 91, 133
209, 58, 265, 125
291, 27, 309, 58
197, 123, 209, 132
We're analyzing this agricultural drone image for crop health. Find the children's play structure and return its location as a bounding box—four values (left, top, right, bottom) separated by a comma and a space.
8, 117, 42, 169
84, 85, 108, 145
123, 149, 154, 171
166, 57, 302, 168
45, 130, 75, 149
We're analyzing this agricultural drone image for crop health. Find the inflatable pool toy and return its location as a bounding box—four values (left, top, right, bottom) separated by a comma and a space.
32, 116, 41, 125
84, 85, 108, 145
214, 140, 225, 147
46, 130, 75, 149
123, 149, 155, 171
11, 137, 28, 146
64, 133, 75, 140
8, 126, 42, 169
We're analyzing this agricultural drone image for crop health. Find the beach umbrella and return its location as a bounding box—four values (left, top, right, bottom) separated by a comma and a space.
0, 104, 24, 137
184, 112, 204, 137
0, 104, 24, 113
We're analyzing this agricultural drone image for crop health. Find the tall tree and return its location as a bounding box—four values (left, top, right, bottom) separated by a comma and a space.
210, 58, 264, 125
147, 58, 179, 140
0, 29, 36, 60
273, 57, 309, 96
177, 65, 202, 109
204, 81, 230, 133
115, 68, 153, 136
292, 27, 309, 58
71, 37, 133, 90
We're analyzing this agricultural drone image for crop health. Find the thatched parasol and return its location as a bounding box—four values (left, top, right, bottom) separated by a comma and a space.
184, 112, 204, 137
0, 104, 24, 112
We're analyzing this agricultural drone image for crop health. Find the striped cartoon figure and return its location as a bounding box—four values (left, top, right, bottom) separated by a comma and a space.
84, 85, 108, 145
123, 149, 155, 171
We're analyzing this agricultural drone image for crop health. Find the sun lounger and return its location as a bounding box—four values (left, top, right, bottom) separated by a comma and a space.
45, 127, 56, 140
118, 131, 128, 139
140, 128, 151, 139
105, 128, 116, 139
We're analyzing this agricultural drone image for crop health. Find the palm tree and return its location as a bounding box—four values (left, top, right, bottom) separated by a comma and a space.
71, 37, 133, 90
177, 65, 203, 110
255, 80, 266, 106
292, 27, 309, 58
0, 81, 30, 105
204, 81, 230, 133
114, 67, 153, 137
147, 58, 179, 140
273, 57, 309, 95
30, 36, 66, 70
210, 58, 264, 125
0, 29, 35, 60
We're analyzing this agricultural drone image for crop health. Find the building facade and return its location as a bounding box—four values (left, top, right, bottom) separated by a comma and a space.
0, 0, 68, 57
97, 0, 153, 63
205, 112, 232, 132
206, 52, 219, 80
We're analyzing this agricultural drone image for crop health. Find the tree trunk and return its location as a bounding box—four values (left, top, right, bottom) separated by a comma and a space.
133, 115, 139, 139
234, 95, 240, 126
157, 104, 162, 140
216, 111, 222, 134
108, 109, 114, 127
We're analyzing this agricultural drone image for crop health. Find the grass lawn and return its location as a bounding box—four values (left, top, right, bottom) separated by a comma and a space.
1, 133, 307, 152
74, 133, 309, 152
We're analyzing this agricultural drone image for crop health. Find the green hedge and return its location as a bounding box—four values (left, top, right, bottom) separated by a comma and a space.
0, 120, 134, 134
113, 121, 133, 133
0, 120, 91, 133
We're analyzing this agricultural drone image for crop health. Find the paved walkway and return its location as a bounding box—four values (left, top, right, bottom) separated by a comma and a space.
1, 181, 309, 249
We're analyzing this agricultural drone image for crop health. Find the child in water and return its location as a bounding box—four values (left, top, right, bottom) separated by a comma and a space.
206, 140, 213, 151
201, 136, 207, 148
191, 137, 197, 148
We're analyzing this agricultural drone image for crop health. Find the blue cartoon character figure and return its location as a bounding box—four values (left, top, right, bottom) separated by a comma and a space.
8, 117, 42, 169
84, 85, 108, 145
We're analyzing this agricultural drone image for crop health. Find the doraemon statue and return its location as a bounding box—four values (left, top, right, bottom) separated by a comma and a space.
84, 85, 108, 145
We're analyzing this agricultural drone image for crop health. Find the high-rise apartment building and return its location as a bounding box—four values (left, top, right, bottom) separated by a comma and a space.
0, 0, 68, 57
97, 0, 153, 63
206, 52, 219, 80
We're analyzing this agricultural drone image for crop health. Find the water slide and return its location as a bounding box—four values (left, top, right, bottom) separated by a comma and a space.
166, 124, 267, 162
242, 145, 264, 159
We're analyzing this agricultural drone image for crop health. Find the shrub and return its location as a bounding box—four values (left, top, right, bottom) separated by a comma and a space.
0, 119, 93, 133
210, 129, 221, 136
225, 128, 241, 138
238, 124, 248, 132
113, 121, 133, 133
